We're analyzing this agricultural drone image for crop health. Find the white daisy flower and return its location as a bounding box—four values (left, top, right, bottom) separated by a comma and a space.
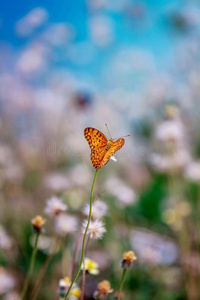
58, 276, 81, 299
0, 267, 15, 295
0, 226, 12, 250
44, 196, 67, 217
82, 200, 108, 220
82, 219, 106, 239
55, 214, 78, 236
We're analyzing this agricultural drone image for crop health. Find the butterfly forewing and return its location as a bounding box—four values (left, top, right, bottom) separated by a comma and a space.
84, 127, 107, 150
100, 138, 125, 168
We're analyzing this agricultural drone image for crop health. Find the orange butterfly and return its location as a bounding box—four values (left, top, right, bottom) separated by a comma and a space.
84, 126, 129, 169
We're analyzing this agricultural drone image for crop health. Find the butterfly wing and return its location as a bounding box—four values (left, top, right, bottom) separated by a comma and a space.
84, 127, 108, 169
84, 127, 107, 149
91, 147, 107, 169
100, 138, 125, 168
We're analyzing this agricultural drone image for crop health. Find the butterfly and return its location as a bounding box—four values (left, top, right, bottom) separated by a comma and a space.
84, 126, 129, 169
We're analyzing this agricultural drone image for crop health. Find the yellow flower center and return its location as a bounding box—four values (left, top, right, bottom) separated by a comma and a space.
71, 287, 81, 297
86, 260, 97, 269
123, 251, 137, 263
83, 258, 99, 275
31, 215, 46, 229
97, 280, 113, 294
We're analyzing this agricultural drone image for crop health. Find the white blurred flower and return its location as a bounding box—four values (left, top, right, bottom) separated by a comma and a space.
82, 219, 106, 239
87, 250, 111, 271
55, 214, 78, 236
0, 268, 15, 295
150, 149, 191, 174
59, 276, 72, 289
0, 226, 12, 250
17, 44, 48, 74
44, 172, 69, 192
184, 161, 200, 182
87, 0, 106, 11
69, 164, 92, 187
4, 163, 24, 182
89, 16, 114, 47
58, 276, 81, 299
105, 177, 137, 206
44, 196, 67, 217
155, 119, 185, 146
139, 246, 162, 265
130, 229, 178, 266
30, 235, 58, 254
15, 7, 48, 37
82, 200, 108, 220
42, 23, 76, 46
162, 200, 191, 230
151, 113, 191, 174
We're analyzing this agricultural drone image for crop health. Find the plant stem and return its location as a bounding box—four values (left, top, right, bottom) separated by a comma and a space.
31, 237, 60, 300
21, 232, 40, 300
81, 236, 90, 300
117, 269, 127, 300
64, 169, 99, 300
70, 232, 82, 279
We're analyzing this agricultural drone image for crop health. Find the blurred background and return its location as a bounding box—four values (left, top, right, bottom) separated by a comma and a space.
1, 0, 200, 299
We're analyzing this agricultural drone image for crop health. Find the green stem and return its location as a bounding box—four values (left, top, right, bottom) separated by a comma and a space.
21, 232, 40, 300
31, 237, 60, 300
81, 236, 90, 300
64, 169, 99, 300
117, 269, 127, 300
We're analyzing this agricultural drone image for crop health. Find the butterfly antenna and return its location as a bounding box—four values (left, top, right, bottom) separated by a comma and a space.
105, 123, 112, 139
113, 134, 130, 140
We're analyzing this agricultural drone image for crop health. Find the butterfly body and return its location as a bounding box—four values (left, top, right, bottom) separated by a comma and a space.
84, 127, 125, 169
105, 139, 113, 151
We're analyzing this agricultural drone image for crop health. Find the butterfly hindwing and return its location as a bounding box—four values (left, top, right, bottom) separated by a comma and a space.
91, 147, 107, 169
100, 138, 125, 168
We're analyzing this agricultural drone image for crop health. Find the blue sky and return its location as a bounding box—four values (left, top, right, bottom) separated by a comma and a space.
0, 0, 182, 91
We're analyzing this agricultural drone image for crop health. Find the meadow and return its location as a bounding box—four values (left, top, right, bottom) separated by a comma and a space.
1, 1, 200, 299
